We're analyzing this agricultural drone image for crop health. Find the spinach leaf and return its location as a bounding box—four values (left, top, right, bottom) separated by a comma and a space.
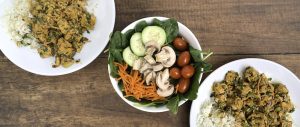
162, 19, 179, 44
184, 47, 213, 100
124, 29, 135, 42
121, 33, 129, 49
108, 31, 131, 78
109, 31, 123, 49
190, 46, 214, 62
200, 61, 213, 73
183, 62, 212, 100
110, 49, 123, 63
166, 94, 180, 114
108, 55, 119, 78
118, 81, 124, 91
135, 21, 148, 32
189, 46, 203, 62
183, 64, 202, 100
152, 18, 164, 27
109, 31, 128, 49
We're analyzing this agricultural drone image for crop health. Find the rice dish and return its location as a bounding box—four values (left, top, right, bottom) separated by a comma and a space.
4, 0, 39, 48
196, 99, 237, 127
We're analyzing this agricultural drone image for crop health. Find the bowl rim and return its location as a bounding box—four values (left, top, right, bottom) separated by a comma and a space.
108, 16, 203, 112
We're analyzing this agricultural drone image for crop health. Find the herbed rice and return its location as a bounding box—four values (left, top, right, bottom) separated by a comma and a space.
4, 0, 39, 48
196, 99, 237, 127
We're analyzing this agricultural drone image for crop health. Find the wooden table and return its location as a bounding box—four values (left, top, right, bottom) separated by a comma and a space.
1, 0, 300, 126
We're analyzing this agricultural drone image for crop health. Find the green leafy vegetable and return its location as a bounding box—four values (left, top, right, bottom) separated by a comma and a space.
110, 49, 123, 63
135, 21, 148, 32
163, 19, 179, 44
108, 56, 119, 78
190, 46, 213, 62
184, 63, 203, 100
200, 61, 213, 73
109, 31, 129, 49
183, 46, 213, 100
118, 81, 124, 91
121, 34, 129, 49
166, 94, 180, 114
109, 31, 122, 48
124, 29, 135, 41
108, 31, 130, 78
189, 46, 203, 62
152, 18, 164, 27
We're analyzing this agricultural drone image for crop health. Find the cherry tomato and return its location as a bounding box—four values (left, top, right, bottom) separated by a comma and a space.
173, 37, 188, 51
177, 51, 191, 67
181, 65, 195, 78
177, 78, 190, 93
170, 67, 181, 79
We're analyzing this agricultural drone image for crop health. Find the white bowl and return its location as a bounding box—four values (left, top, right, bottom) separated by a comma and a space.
0, 0, 115, 76
108, 17, 203, 112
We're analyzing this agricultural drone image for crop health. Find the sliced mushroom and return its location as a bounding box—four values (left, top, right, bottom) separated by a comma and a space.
152, 63, 164, 72
145, 41, 161, 56
155, 46, 176, 67
155, 49, 169, 62
145, 41, 161, 49
144, 55, 156, 64
162, 68, 170, 81
143, 69, 152, 78
139, 62, 152, 74
157, 85, 174, 97
156, 69, 170, 90
145, 47, 156, 56
161, 81, 172, 90
145, 48, 156, 56
132, 58, 144, 70
145, 71, 156, 85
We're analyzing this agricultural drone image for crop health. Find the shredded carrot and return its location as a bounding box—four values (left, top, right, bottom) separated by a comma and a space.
115, 62, 165, 101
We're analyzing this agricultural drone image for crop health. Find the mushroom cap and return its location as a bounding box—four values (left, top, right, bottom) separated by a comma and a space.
143, 69, 152, 78
152, 63, 164, 72
139, 62, 152, 74
145, 41, 161, 56
144, 55, 156, 65
145, 41, 161, 50
132, 58, 144, 70
145, 47, 156, 56
157, 85, 174, 97
156, 69, 170, 90
155, 49, 169, 62
155, 46, 176, 67
145, 71, 156, 85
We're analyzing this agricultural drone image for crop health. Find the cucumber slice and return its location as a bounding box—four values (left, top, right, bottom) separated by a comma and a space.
123, 47, 139, 66
142, 26, 166, 46
130, 33, 146, 56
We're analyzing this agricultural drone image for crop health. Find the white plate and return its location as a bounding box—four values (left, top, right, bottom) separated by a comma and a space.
0, 0, 115, 76
108, 17, 203, 112
190, 58, 300, 127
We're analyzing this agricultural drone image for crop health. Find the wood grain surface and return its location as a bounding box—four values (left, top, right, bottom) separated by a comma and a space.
1, 0, 300, 127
